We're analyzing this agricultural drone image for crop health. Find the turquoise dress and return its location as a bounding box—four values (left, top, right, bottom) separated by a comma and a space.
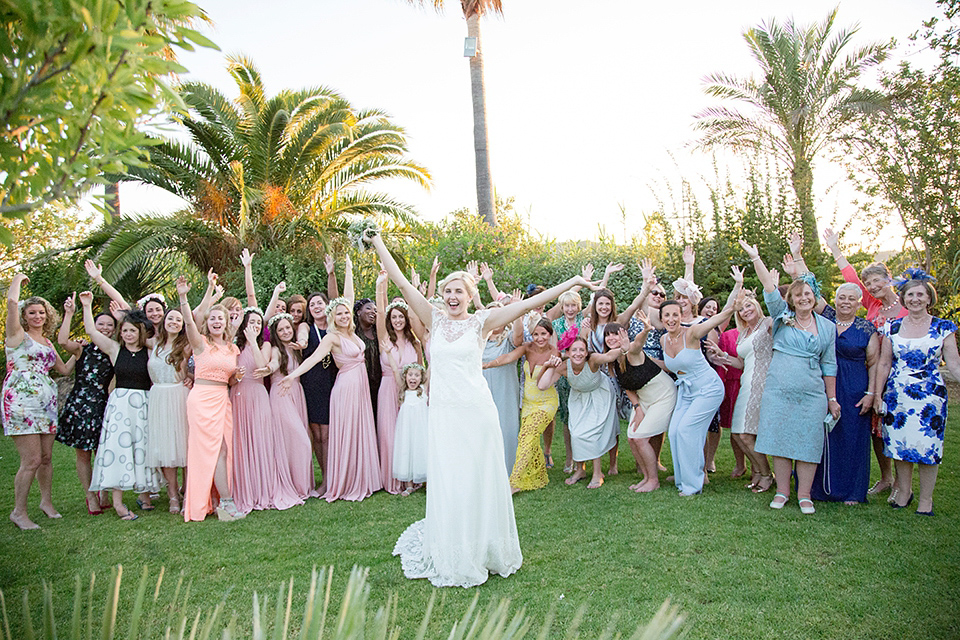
755, 291, 837, 463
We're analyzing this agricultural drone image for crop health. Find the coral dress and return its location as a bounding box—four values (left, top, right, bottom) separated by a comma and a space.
510, 361, 559, 491
323, 333, 381, 501
377, 339, 418, 494
231, 345, 302, 513
270, 347, 317, 499
183, 340, 239, 522
393, 308, 522, 588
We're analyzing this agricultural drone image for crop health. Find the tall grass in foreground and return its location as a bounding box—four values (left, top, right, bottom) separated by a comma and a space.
0, 565, 686, 640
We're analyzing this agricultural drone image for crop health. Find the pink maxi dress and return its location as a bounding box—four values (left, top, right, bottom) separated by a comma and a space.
376, 340, 419, 494
324, 333, 381, 501
270, 346, 317, 500
231, 345, 303, 513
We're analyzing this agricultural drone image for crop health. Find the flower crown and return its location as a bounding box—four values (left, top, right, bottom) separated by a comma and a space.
137, 293, 166, 310
242, 306, 264, 317
267, 312, 294, 328
402, 362, 426, 375
385, 300, 409, 314
346, 218, 380, 252
893, 267, 937, 290
325, 297, 351, 320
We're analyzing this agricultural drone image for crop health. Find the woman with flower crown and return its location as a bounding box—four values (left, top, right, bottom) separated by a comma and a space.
375, 270, 423, 494
739, 240, 838, 515
280, 254, 381, 502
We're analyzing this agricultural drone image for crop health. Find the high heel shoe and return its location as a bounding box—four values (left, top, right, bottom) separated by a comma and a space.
890, 492, 914, 509
216, 498, 246, 522
86, 496, 103, 516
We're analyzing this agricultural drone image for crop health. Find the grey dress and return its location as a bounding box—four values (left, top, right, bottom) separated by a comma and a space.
482, 337, 521, 473
566, 360, 619, 462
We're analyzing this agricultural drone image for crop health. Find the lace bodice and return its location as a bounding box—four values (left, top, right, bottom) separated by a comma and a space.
193, 340, 239, 383
148, 345, 182, 384
428, 308, 493, 407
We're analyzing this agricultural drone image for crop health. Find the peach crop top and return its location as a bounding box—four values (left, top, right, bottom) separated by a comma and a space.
194, 341, 239, 383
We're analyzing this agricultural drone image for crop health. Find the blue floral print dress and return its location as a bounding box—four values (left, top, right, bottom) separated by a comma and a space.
882, 317, 956, 465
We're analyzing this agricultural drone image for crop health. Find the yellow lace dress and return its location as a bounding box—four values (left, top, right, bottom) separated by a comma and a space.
509, 361, 559, 491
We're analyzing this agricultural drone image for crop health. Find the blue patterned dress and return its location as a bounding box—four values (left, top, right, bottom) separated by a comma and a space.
881, 317, 956, 465
811, 307, 875, 502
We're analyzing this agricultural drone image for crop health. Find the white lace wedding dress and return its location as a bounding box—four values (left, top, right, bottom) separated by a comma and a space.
393, 308, 523, 587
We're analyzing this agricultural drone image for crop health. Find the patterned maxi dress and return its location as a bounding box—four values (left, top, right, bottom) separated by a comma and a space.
510, 361, 559, 491
56, 344, 113, 449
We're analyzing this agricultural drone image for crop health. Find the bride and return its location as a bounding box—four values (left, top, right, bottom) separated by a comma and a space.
366, 229, 597, 587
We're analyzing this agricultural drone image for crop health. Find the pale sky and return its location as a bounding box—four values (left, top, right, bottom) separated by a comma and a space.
121, 0, 941, 250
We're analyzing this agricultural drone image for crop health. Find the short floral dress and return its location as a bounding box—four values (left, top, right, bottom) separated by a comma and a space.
2, 335, 58, 436
56, 344, 114, 450
881, 317, 956, 465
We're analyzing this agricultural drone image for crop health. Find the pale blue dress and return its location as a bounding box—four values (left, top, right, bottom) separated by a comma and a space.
755, 291, 837, 463
482, 337, 521, 473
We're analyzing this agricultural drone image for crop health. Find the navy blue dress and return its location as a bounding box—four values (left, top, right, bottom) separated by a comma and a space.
811, 306, 875, 503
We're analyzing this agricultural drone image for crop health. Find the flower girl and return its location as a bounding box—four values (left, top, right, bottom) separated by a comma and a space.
392, 362, 428, 496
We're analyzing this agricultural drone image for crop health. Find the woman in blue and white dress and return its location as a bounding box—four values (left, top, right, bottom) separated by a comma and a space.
876, 277, 960, 516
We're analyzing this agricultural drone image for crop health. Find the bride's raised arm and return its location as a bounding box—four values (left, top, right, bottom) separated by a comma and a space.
484, 276, 598, 335
367, 231, 434, 327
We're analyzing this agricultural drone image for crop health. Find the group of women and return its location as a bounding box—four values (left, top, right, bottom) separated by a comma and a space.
5, 230, 958, 546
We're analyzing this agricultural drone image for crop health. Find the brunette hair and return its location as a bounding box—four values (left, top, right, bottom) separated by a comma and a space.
590, 289, 618, 328
118, 310, 151, 349
698, 297, 718, 315
306, 292, 329, 321
532, 318, 554, 336
287, 294, 307, 322
386, 303, 419, 349
601, 321, 623, 352
235, 309, 264, 351
268, 316, 301, 376
156, 308, 189, 372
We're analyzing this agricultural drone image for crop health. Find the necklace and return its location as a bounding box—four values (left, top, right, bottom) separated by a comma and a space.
880, 294, 900, 313
835, 320, 854, 328
794, 314, 815, 331
666, 329, 683, 345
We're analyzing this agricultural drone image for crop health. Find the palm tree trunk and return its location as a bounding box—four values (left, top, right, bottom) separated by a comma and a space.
466, 14, 496, 227
105, 182, 120, 218
791, 157, 820, 268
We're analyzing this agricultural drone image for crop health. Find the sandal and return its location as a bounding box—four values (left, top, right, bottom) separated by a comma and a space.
168, 498, 181, 515
752, 475, 774, 494
867, 480, 892, 495
545, 454, 554, 469
769, 493, 788, 509
587, 479, 603, 489
136, 497, 155, 511
799, 498, 816, 515
86, 496, 103, 516
118, 508, 138, 521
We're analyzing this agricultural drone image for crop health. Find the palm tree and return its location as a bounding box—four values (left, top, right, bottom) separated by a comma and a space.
89, 55, 430, 287
408, 0, 501, 227
695, 8, 888, 266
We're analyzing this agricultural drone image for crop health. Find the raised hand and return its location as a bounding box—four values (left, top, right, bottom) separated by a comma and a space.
83, 259, 102, 282
617, 328, 630, 349
274, 281, 287, 295
639, 257, 655, 283
510, 288, 523, 304
109, 300, 123, 317
581, 263, 595, 281
176, 275, 191, 296
430, 256, 440, 275
78, 291, 94, 307
787, 230, 803, 256
207, 268, 218, 287
240, 248, 254, 267
63, 293, 76, 315
604, 262, 625, 277
324, 254, 335, 274
243, 323, 259, 344
466, 260, 479, 279
682, 245, 695, 266
768, 269, 781, 285
781, 253, 798, 277
410, 268, 421, 289
738, 239, 760, 261
376, 269, 388, 286
344, 254, 352, 270
480, 262, 494, 281
822, 227, 840, 251
635, 308, 650, 327
730, 265, 745, 284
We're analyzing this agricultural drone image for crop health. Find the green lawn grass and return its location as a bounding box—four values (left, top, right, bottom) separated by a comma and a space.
2, 409, 958, 639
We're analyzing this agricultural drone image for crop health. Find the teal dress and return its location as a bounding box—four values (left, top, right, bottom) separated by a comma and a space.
754, 291, 837, 464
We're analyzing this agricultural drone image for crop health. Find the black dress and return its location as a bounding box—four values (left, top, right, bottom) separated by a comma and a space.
356, 326, 381, 417
55, 344, 114, 451
300, 323, 337, 424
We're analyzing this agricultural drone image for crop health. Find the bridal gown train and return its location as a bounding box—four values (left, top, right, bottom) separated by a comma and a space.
393, 308, 523, 588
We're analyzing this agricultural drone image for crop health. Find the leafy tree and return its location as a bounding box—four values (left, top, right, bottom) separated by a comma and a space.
85, 55, 431, 296
0, 0, 217, 239
696, 7, 888, 268
0, 202, 94, 280
406, 0, 500, 226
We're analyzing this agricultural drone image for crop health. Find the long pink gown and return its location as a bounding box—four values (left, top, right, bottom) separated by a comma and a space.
231, 345, 303, 514
269, 346, 317, 500
377, 340, 419, 494
324, 333, 382, 501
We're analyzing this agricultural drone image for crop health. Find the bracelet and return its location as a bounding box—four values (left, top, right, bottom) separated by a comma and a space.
864, 391, 875, 396
632, 403, 639, 409
751, 257, 762, 262
828, 397, 837, 402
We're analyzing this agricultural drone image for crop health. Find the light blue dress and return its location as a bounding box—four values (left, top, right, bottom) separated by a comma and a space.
483, 337, 521, 473
754, 291, 837, 463
663, 345, 724, 495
